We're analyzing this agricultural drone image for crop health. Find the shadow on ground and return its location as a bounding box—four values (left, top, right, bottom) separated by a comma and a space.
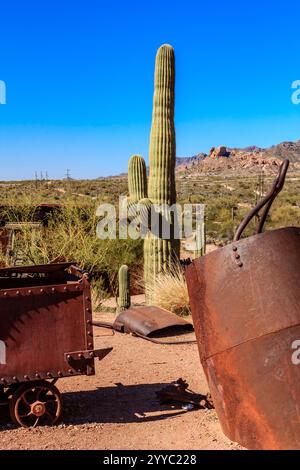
62, 382, 188, 425
0, 382, 191, 429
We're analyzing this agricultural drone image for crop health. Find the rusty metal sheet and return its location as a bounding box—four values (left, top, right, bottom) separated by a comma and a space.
0, 262, 75, 275
113, 306, 193, 337
186, 227, 300, 449
185, 159, 300, 449
0, 270, 96, 385
188, 227, 300, 359
204, 324, 300, 450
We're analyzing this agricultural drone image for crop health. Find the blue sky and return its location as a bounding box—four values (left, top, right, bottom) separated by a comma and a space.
1, 1, 300, 180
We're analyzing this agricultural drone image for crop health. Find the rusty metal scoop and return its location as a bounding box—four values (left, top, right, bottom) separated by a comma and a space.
93, 306, 194, 344
186, 159, 300, 449
113, 306, 194, 342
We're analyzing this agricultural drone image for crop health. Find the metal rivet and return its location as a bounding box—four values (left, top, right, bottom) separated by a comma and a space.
68, 369, 73, 374
89, 352, 94, 358
3, 292, 7, 296
88, 342, 93, 348
47, 372, 52, 378
238, 262, 243, 267
58, 371, 63, 377
64, 287, 67, 291
86, 308, 90, 312
24, 375, 29, 380
235, 254, 240, 259
78, 353, 83, 359
40, 288, 44, 293
13, 376, 17, 381
67, 354, 71, 360
86, 320, 92, 325
35, 373, 40, 379
28, 289, 32, 294
51, 287, 56, 292
16, 291, 20, 295
232, 246, 238, 252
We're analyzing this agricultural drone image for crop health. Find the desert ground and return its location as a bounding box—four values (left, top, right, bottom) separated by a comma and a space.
0, 308, 241, 450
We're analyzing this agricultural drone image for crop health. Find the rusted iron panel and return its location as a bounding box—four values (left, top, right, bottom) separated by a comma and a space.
204, 324, 300, 449
188, 227, 300, 358
113, 306, 193, 337
0, 262, 75, 275
186, 226, 300, 449
185, 159, 300, 449
0, 264, 97, 385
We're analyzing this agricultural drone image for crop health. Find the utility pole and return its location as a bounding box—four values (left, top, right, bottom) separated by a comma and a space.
35, 171, 38, 189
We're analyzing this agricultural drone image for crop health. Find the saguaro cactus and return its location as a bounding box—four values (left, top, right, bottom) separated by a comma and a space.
145, 44, 180, 290
118, 264, 131, 311
148, 44, 176, 206
128, 155, 147, 204
127, 44, 180, 304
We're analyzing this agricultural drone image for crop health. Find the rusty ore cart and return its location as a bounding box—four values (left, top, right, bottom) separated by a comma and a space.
0, 262, 112, 427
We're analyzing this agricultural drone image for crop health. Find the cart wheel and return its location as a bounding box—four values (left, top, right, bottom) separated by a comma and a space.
9, 381, 62, 428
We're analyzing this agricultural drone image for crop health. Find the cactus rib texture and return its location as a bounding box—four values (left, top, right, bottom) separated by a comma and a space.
128, 155, 147, 203
127, 44, 180, 304
148, 44, 176, 206
145, 44, 180, 299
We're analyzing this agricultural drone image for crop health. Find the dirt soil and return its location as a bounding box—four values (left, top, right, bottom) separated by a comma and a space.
0, 310, 241, 450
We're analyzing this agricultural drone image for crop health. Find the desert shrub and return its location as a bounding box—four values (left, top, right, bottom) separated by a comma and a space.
144, 263, 190, 316
0, 201, 143, 305
269, 205, 300, 228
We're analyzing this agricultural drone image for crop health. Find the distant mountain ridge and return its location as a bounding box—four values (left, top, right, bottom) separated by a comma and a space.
176, 139, 300, 176
99, 139, 300, 179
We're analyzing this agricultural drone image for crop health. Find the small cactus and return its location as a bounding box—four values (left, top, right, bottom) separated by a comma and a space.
118, 265, 130, 311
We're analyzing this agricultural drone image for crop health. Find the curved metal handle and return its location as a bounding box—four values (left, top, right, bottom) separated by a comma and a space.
234, 159, 290, 241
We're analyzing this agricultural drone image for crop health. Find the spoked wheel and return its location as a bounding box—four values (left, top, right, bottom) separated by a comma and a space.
9, 381, 62, 428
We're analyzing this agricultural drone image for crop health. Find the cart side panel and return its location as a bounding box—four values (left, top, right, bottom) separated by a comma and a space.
0, 281, 94, 384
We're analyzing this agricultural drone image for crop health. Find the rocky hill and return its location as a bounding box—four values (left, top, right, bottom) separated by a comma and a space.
176, 139, 300, 176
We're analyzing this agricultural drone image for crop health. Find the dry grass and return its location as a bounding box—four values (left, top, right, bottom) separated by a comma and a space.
145, 263, 191, 316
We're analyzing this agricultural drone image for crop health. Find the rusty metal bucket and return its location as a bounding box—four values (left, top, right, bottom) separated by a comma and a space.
186, 160, 300, 449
